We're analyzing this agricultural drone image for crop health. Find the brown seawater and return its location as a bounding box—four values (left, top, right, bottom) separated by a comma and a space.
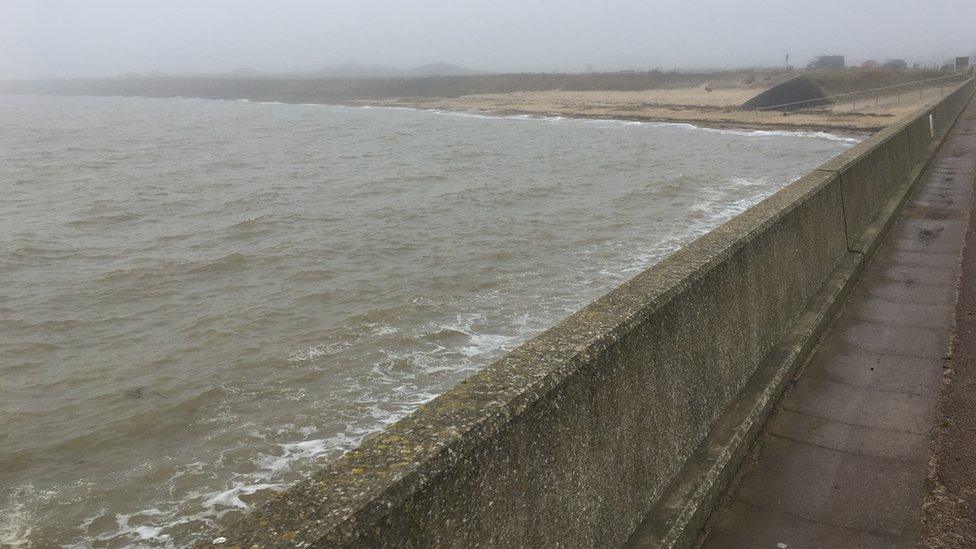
0, 94, 857, 547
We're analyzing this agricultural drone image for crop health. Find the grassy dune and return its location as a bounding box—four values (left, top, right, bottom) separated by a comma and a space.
806, 68, 956, 98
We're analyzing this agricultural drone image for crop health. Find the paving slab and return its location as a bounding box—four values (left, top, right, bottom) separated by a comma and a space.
731, 435, 926, 536
767, 409, 930, 462
699, 100, 976, 548
842, 293, 953, 330
704, 499, 908, 549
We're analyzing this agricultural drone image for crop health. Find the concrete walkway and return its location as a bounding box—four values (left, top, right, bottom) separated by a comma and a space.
698, 102, 976, 547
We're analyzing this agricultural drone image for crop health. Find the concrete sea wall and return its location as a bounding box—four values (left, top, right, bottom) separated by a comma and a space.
216, 79, 975, 548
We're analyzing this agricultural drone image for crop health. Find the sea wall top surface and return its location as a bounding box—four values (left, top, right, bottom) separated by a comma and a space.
215, 78, 975, 548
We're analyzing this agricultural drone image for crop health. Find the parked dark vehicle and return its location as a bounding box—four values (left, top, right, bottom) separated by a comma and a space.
806, 55, 845, 69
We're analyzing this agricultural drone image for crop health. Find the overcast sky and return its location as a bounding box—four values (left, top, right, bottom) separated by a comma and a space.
2, 0, 974, 78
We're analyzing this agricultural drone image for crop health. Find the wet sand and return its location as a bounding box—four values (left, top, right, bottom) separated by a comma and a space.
352, 87, 944, 133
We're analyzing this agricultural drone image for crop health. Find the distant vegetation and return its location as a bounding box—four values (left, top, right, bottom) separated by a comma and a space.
113, 63, 482, 81
300, 62, 480, 79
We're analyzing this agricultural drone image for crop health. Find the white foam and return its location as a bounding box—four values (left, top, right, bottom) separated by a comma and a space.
359, 105, 415, 112
459, 332, 519, 357
691, 194, 770, 220
0, 495, 32, 548
584, 119, 643, 126
255, 437, 334, 474
0, 484, 66, 548
103, 508, 172, 546
426, 109, 518, 121
729, 176, 768, 187
371, 325, 398, 336
287, 339, 352, 362
403, 106, 862, 143
357, 106, 566, 124
424, 313, 522, 359
202, 483, 286, 511
696, 126, 861, 144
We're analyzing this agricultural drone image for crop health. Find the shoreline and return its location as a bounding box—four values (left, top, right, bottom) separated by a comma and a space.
337, 100, 876, 135
338, 86, 944, 134
1, 89, 886, 134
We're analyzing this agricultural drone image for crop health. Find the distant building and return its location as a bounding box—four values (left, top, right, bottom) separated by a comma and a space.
858, 60, 880, 69
882, 59, 908, 70
957, 56, 971, 70
806, 55, 845, 69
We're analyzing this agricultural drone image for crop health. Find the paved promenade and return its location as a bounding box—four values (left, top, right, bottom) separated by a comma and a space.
698, 101, 976, 547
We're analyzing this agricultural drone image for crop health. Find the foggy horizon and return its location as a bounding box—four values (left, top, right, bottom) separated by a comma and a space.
3, 0, 975, 80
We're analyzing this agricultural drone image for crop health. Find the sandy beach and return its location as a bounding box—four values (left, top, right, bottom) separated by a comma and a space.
352, 85, 949, 133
